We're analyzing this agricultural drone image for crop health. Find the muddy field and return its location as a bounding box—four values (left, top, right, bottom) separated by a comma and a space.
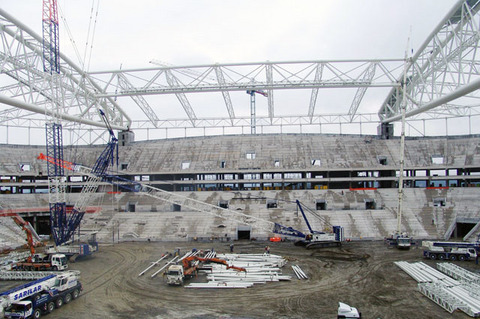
8, 240, 480, 319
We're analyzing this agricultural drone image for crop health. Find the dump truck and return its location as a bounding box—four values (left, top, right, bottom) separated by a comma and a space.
1, 271, 82, 318
422, 241, 479, 261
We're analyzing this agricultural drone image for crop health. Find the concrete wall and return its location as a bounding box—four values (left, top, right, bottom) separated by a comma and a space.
1, 134, 480, 244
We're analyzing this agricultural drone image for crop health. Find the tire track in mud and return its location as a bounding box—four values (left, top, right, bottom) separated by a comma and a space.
81, 246, 138, 296
57, 241, 433, 319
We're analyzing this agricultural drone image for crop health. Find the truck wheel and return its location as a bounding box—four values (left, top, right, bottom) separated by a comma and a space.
459, 255, 466, 261
430, 254, 437, 260
47, 301, 55, 313
52, 266, 58, 271
64, 293, 72, 304
438, 254, 446, 260
450, 255, 457, 261
56, 297, 63, 308
33, 308, 42, 319
72, 289, 80, 299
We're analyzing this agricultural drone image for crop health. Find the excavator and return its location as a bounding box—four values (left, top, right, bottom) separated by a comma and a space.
166, 256, 245, 285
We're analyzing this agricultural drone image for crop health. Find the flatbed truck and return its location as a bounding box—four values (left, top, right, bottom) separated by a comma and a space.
14, 253, 68, 272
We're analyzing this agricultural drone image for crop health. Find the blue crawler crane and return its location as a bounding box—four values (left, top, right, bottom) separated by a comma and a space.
274, 200, 344, 249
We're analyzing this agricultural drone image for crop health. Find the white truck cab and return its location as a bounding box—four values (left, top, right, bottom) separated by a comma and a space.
166, 265, 184, 285
338, 302, 361, 319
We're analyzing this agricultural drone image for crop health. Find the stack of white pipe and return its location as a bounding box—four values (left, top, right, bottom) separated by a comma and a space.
185, 281, 253, 289
394, 261, 456, 285
292, 265, 308, 280
185, 253, 290, 289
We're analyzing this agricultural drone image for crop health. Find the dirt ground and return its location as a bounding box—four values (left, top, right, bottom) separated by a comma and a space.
6, 240, 480, 319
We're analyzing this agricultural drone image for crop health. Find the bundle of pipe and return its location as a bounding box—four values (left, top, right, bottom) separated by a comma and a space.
292, 265, 308, 280
185, 253, 290, 289
207, 272, 291, 283
186, 282, 253, 289
147, 250, 200, 278
394, 261, 456, 285
216, 253, 287, 268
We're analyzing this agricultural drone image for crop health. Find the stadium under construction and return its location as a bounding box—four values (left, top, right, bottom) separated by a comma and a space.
1, 1, 480, 318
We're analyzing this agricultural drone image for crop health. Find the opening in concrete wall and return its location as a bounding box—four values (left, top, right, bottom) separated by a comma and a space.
365, 199, 376, 209
266, 199, 278, 209
316, 199, 327, 210
433, 197, 446, 207
19, 163, 31, 171
453, 221, 477, 239
237, 225, 251, 240
127, 202, 136, 212
172, 204, 181, 212
218, 200, 229, 209
378, 156, 388, 165
432, 155, 444, 165
311, 159, 321, 166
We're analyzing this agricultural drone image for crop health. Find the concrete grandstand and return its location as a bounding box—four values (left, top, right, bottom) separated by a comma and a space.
1, 134, 480, 247
1, 0, 480, 251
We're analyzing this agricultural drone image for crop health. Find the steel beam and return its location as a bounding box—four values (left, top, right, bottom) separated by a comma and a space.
0, 94, 127, 130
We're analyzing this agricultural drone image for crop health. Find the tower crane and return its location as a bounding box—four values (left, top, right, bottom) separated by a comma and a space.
246, 89, 268, 134
42, 0, 73, 247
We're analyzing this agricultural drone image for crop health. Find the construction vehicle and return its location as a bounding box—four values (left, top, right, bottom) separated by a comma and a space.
291, 200, 344, 249
45, 233, 99, 262
10, 215, 68, 271
14, 253, 68, 272
166, 256, 245, 286
166, 265, 185, 286
422, 241, 479, 261
385, 232, 414, 250
1, 271, 82, 319
337, 302, 361, 319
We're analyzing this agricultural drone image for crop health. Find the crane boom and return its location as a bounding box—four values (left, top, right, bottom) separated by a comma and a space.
38, 154, 307, 238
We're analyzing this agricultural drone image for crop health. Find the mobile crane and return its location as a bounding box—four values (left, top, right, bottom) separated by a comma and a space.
36, 109, 116, 261
422, 240, 479, 261
1, 271, 81, 319
166, 256, 245, 286
291, 200, 344, 249
40, 133, 346, 249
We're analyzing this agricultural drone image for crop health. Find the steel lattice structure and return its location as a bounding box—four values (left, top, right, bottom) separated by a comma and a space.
1, 0, 480, 144
379, 0, 480, 123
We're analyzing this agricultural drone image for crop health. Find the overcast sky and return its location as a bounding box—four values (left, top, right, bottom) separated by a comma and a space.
1, 1, 462, 142
3, 0, 455, 69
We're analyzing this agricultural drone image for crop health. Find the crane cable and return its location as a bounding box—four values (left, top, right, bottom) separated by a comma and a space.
57, 0, 99, 72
